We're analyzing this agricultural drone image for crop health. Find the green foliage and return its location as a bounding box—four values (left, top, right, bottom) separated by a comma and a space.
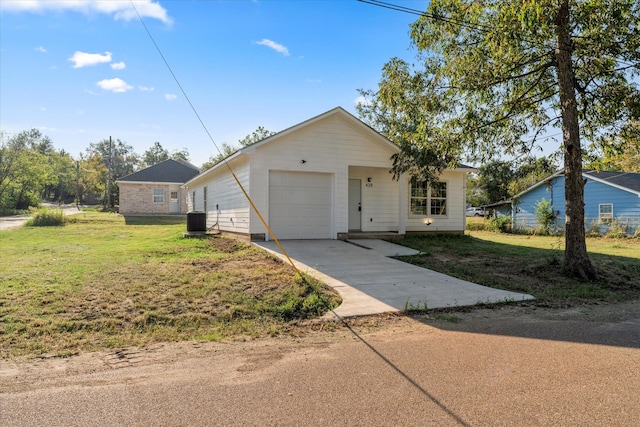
237, 126, 276, 147
586, 118, 640, 172
85, 138, 139, 207
0, 129, 78, 211
477, 160, 516, 204
142, 141, 170, 166
359, 0, 639, 278
202, 127, 276, 170
468, 157, 557, 206
142, 142, 190, 167
534, 198, 558, 235
404, 298, 429, 313
25, 208, 65, 227
485, 216, 512, 233
606, 221, 630, 239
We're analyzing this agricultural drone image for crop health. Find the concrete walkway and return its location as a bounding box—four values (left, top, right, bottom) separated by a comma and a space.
255, 239, 534, 318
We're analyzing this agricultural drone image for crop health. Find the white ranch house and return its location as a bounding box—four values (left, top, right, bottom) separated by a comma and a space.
183, 107, 472, 241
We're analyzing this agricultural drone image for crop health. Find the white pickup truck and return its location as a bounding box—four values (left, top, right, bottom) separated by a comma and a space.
466, 207, 489, 217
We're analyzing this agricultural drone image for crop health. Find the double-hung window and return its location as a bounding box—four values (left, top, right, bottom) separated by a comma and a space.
410, 179, 447, 216
153, 188, 164, 204
599, 203, 613, 223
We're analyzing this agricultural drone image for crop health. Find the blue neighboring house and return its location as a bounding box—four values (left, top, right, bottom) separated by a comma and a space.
510, 170, 640, 234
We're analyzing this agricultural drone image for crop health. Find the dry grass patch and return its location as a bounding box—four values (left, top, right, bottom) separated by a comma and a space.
0, 212, 340, 358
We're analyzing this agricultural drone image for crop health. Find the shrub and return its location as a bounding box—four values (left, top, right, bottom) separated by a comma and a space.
606, 221, 629, 239
25, 208, 65, 227
485, 215, 511, 233
534, 198, 557, 235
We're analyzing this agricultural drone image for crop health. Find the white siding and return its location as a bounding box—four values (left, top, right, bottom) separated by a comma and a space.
183, 109, 469, 239
186, 161, 250, 234
405, 170, 467, 232
349, 166, 399, 232
249, 114, 396, 238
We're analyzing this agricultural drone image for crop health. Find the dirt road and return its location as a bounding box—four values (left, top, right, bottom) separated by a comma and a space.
2, 302, 639, 426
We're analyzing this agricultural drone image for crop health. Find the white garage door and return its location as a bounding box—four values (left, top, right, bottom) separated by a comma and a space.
268, 171, 333, 240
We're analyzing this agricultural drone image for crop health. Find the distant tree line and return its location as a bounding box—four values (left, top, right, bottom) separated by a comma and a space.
0, 129, 189, 213
0, 126, 276, 213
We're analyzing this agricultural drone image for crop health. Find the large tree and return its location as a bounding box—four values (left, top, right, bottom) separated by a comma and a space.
358, 0, 640, 279
142, 141, 170, 167
0, 129, 56, 210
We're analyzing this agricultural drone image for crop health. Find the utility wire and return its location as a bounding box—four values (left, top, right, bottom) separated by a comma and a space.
357, 0, 555, 51
358, 0, 492, 33
128, 1, 302, 276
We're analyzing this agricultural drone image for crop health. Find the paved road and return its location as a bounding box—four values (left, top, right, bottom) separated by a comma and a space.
2, 311, 638, 426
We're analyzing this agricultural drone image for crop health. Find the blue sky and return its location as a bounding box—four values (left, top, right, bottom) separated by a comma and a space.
1, 0, 428, 167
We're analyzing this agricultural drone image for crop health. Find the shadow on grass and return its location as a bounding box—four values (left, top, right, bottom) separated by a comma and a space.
122, 214, 187, 226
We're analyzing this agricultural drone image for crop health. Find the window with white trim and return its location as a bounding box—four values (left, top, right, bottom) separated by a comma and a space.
410, 179, 447, 216
153, 188, 164, 204
170, 191, 178, 202
599, 203, 613, 223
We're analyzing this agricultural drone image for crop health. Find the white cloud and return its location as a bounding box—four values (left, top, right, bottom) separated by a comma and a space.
35, 46, 47, 53
255, 39, 290, 56
139, 85, 155, 91
0, 0, 172, 24
69, 51, 112, 68
96, 78, 133, 93
110, 61, 126, 70
164, 93, 177, 101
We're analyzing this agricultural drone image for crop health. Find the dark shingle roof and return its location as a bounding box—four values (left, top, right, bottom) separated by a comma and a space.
584, 170, 640, 193
117, 159, 200, 183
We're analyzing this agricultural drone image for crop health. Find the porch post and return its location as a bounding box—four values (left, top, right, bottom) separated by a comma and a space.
398, 175, 406, 235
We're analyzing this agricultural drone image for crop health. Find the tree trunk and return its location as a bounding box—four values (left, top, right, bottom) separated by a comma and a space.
555, 1, 597, 280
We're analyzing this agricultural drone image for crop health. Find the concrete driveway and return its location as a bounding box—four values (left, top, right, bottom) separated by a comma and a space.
254, 239, 534, 317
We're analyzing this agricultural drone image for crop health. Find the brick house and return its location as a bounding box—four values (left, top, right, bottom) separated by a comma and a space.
117, 159, 200, 215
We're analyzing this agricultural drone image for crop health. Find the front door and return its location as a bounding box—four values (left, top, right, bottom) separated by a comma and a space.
348, 179, 361, 231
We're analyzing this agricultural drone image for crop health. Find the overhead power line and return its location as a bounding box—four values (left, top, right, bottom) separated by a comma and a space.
357, 0, 555, 50
128, 1, 302, 275
357, 0, 493, 34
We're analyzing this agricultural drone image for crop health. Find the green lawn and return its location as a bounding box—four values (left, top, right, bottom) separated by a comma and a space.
3, 211, 639, 359
395, 231, 640, 308
0, 212, 340, 358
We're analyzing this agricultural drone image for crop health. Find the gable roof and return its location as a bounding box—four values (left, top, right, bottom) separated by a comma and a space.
244, 106, 400, 154
185, 107, 473, 188
117, 158, 200, 184
185, 107, 399, 186
583, 170, 640, 195
513, 169, 640, 199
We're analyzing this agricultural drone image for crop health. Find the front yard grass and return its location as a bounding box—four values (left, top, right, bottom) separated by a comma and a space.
0, 212, 340, 358
395, 231, 640, 308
